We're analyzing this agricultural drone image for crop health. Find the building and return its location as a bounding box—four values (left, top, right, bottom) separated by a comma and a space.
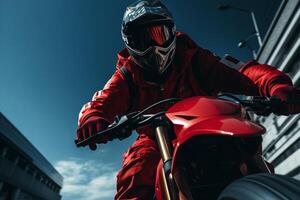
256, 0, 300, 180
0, 113, 63, 200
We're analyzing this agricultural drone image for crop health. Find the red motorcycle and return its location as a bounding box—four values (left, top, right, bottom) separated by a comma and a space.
76, 95, 300, 200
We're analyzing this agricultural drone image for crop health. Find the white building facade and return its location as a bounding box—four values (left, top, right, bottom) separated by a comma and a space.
256, 0, 300, 180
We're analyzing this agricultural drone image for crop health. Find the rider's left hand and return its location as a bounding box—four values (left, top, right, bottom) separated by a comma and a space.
272, 86, 300, 115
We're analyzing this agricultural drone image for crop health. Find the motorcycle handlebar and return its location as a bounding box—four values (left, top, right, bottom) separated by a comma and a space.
75, 112, 166, 147
75, 95, 300, 148
239, 96, 300, 116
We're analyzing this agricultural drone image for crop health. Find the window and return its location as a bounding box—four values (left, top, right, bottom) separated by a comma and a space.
0, 182, 14, 199
5, 148, 18, 163
17, 157, 28, 170
27, 165, 35, 176
0, 139, 6, 155
35, 171, 42, 181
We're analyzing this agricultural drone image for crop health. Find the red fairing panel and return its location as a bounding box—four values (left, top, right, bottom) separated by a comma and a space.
158, 97, 265, 199
166, 96, 266, 140
155, 160, 164, 200
166, 97, 265, 177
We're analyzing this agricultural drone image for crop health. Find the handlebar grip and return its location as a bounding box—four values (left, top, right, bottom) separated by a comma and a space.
75, 122, 131, 148
240, 96, 300, 116
75, 130, 107, 147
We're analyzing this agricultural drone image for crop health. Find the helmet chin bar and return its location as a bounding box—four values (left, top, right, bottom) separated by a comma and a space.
127, 37, 176, 75
155, 44, 173, 74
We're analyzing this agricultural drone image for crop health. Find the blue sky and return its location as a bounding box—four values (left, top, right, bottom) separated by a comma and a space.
0, 0, 281, 199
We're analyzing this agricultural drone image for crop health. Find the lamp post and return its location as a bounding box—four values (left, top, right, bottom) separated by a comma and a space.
218, 4, 263, 47
237, 32, 258, 59
218, 4, 263, 58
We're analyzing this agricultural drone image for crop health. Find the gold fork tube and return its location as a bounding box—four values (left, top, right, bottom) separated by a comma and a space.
155, 126, 173, 162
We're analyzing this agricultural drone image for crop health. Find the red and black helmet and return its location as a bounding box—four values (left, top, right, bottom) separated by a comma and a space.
121, 0, 176, 75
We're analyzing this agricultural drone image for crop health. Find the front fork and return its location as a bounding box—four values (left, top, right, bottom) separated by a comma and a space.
154, 124, 194, 200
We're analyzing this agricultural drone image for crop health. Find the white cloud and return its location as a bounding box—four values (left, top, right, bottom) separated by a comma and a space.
55, 158, 118, 200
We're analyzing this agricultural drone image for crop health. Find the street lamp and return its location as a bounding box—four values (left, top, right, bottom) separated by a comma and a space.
218, 4, 263, 47
237, 32, 258, 59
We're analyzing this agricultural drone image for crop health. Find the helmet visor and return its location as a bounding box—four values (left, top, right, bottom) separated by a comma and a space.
127, 23, 175, 52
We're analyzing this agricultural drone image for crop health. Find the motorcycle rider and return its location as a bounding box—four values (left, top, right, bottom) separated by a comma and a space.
76, 0, 300, 199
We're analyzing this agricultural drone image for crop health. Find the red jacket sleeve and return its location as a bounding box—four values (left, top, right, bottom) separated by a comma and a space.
193, 48, 294, 97
239, 61, 293, 97
78, 69, 130, 126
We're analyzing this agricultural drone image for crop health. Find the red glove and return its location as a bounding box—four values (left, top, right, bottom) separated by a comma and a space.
76, 116, 109, 151
272, 86, 300, 115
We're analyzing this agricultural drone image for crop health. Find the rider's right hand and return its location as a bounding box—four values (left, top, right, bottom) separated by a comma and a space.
76, 116, 109, 151
272, 86, 300, 115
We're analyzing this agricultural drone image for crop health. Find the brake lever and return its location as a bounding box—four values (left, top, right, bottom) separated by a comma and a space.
75, 114, 133, 147
112, 113, 153, 140
113, 115, 133, 140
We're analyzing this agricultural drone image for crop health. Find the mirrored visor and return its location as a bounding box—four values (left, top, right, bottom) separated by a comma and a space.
128, 24, 175, 52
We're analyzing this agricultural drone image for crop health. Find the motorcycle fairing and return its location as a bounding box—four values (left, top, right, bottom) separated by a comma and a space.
165, 96, 265, 176
155, 97, 266, 199
165, 96, 266, 140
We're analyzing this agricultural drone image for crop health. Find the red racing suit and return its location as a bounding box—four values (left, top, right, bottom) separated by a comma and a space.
78, 32, 299, 199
